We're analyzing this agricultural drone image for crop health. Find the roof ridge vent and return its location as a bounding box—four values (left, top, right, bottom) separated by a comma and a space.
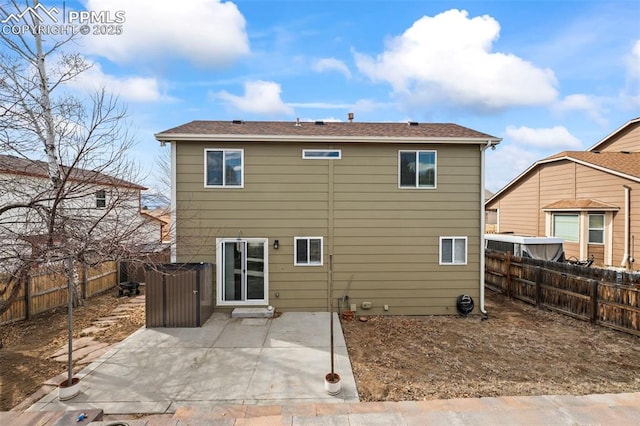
408, 121, 419, 126
232, 120, 244, 124
295, 117, 301, 127
315, 120, 325, 125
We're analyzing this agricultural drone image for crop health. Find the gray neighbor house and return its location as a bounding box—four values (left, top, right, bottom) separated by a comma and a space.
155, 119, 501, 316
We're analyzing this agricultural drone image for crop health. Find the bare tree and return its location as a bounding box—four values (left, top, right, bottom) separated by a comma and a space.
0, 0, 157, 339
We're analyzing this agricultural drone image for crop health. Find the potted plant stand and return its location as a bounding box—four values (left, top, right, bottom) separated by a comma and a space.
324, 372, 341, 395
58, 377, 80, 401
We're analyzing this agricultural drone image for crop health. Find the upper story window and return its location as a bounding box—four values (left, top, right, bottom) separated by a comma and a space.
399, 150, 436, 189
95, 190, 106, 208
440, 236, 467, 265
302, 149, 341, 159
588, 214, 604, 244
205, 149, 243, 188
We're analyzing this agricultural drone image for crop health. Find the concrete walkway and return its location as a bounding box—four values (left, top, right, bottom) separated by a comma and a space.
4, 392, 639, 425
27, 312, 358, 415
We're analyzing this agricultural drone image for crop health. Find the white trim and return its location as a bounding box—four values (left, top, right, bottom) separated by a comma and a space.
157, 133, 501, 145
216, 238, 269, 306
204, 148, 245, 188
439, 236, 468, 265
302, 149, 342, 159
398, 150, 437, 189
294, 236, 324, 266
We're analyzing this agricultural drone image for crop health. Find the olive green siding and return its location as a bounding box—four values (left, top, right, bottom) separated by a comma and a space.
174, 141, 482, 315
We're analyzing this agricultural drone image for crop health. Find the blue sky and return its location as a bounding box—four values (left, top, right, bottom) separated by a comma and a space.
3, 0, 640, 193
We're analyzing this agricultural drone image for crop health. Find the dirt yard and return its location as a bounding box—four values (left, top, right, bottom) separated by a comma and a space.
0, 289, 145, 411
1, 288, 639, 411
342, 290, 640, 401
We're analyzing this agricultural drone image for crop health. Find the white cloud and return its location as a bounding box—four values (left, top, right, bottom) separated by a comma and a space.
553, 94, 607, 126
67, 60, 166, 102
622, 40, 640, 106
354, 9, 558, 110
82, 0, 249, 67
213, 81, 293, 116
485, 144, 540, 191
505, 125, 582, 149
312, 58, 352, 78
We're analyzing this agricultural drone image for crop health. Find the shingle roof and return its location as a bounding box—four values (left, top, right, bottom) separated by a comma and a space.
155, 120, 500, 141
542, 199, 620, 211
0, 155, 146, 190
543, 151, 640, 179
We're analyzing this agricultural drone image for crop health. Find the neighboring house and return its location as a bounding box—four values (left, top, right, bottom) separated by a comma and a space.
141, 209, 171, 243
0, 154, 162, 254
155, 119, 501, 315
486, 117, 640, 268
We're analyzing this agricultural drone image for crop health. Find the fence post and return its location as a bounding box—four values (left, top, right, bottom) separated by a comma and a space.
535, 266, 541, 307
24, 273, 31, 320
590, 279, 599, 324
505, 251, 512, 297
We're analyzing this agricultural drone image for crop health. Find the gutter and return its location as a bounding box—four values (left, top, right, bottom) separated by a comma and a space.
154, 132, 501, 145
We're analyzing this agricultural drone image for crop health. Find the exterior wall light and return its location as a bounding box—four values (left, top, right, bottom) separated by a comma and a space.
273, 240, 279, 249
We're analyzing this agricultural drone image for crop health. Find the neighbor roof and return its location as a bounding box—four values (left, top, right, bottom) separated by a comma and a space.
587, 116, 640, 152
0, 155, 146, 190
155, 120, 500, 143
486, 151, 640, 205
542, 199, 619, 211
543, 151, 640, 179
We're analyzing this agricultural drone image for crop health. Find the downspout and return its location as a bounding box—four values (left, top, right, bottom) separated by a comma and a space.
170, 142, 177, 263
621, 185, 631, 269
480, 140, 497, 316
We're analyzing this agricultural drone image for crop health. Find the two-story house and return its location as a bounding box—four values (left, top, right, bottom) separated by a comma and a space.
486, 117, 640, 268
0, 154, 161, 257
155, 119, 501, 315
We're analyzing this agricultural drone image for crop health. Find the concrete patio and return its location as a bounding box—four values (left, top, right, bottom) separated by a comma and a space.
26, 311, 358, 415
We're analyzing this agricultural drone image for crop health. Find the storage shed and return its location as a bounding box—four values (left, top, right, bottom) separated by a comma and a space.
145, 263, 214, 327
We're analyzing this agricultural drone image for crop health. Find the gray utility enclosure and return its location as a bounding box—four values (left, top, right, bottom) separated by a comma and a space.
145, 263, 214, 327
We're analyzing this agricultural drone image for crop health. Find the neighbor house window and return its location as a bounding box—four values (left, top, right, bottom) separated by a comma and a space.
553, 214, 579, 242
205, 149, 243, 187
303, 149, 341, 159
440, 237, 467, 265
399, 150, 436, 188
95, 190, 106, 208
294, 237, 323, 266
588, 214, 604, 244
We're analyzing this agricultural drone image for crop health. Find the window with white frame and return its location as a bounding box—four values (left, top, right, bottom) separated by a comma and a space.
302, 149, 341, 159
294, 237, 323, 266
399, 150, 436, 188
553, 214, 579, 242
440, 236, 467, 265
588, 214, 604, 244
205, 149, 243, 187
95, 189, 106, 208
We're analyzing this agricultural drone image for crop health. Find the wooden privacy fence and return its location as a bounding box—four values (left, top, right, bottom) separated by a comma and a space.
0, 261, 118, 325
485, 250, 640, 336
